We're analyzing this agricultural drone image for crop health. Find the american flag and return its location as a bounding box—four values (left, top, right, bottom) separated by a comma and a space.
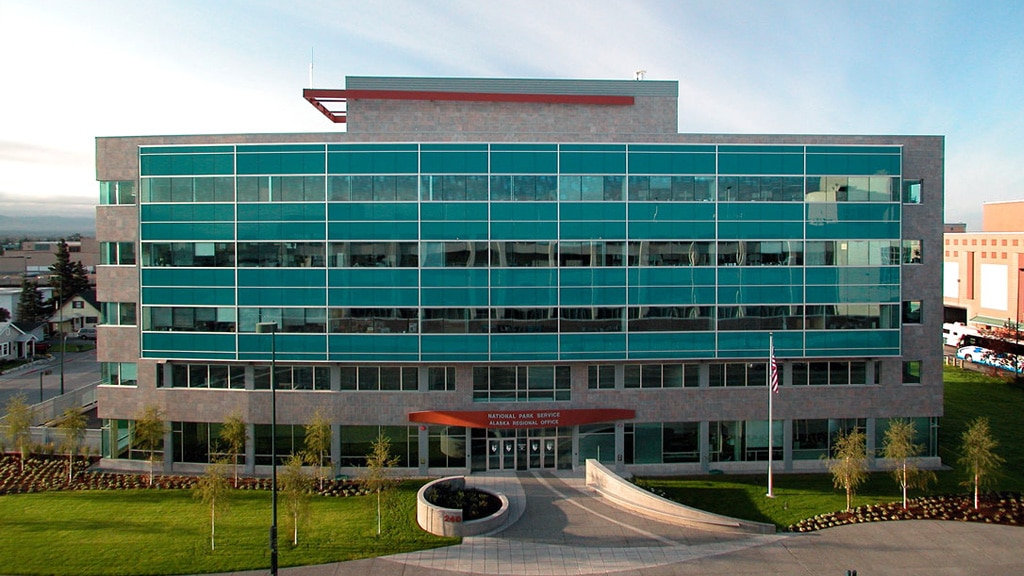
769, 339, 779, 393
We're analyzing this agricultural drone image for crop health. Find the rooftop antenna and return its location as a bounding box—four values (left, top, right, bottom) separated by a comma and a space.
635, 69, 647, 81
309, 47, 314, 88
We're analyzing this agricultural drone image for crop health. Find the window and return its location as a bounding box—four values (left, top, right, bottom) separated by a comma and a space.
587, 365, 615, 389
141, 177, 234, 202
72, 301, 84, 309
145, 307, 237, 332
170, 363, 246, 389
330, 308, 419, 334
902, 301, 922, 324
329, 242, 418, 268
254, 365, 331, 390
100, 242, 136, 265
790, 361, 869, 386
902, 361, 922, 384
237, 242, 325, 267
472, 366, 571, 402
624, 422, 700, 464
623, 364, 697, 388
902, 239, 922, 264
337, 366, 417, 391
237, 308, 324, 333
237, 176, 324, 202
142, 242, 235, 267
102, 302, 137, 326
902, 179, 922, 204
708, 363, 767, 387
427, 367, 456, 391
329, 175, 417, 201
101, 362, 137, 386
99, 180, 136, 205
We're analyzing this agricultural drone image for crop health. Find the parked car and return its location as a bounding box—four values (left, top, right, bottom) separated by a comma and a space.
76, 327, 97, 340
956, 346, 993, 362
32, 341, 50, 354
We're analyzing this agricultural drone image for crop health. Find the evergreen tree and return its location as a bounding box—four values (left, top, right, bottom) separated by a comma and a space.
49, 239, 90, 303
0, 307, 10, 322
16, 277, 46, 324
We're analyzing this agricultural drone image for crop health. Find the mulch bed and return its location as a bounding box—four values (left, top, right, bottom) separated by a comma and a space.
0, 454, 366, 497
787, 493, 1024, 532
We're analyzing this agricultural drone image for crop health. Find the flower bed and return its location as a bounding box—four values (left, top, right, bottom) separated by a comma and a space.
0, 454, 366, 496
788, 493, 1024, 532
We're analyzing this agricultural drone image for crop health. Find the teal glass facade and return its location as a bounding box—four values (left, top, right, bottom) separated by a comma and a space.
137, 143, 904, 363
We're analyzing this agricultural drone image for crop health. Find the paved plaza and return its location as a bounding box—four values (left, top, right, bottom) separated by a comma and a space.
226, 471, 1024, 576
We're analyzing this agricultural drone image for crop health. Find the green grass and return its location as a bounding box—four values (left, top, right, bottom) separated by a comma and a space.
0, 482, 456, 576
641, 365, 1024, 528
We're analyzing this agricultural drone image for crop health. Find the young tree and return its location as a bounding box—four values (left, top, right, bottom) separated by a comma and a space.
958, 417, 1005, 509
3, 394, 34, 472
16, 277, 46, 324
362, 432, 400, 535
49, 239, 90, 303
192, 459, 230, 551
219, 413, 248, 488
826, 428, 868, 512
882, 418, 935, 509
280, 453, 312, 545
133, 405, 166, 486
303, 409, 332, 491
57, 407, 87, 483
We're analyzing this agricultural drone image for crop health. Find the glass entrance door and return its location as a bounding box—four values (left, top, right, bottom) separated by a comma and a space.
527, 436, 557, 469
487, 438, 516, 470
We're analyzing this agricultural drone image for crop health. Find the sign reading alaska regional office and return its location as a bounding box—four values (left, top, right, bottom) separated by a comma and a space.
409, 408, 635, 429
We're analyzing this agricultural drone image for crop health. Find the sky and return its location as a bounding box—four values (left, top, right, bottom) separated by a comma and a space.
1, 0, 1021, 230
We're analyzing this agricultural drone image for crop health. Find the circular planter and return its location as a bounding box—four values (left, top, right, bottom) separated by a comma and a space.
417, 476, 509, 537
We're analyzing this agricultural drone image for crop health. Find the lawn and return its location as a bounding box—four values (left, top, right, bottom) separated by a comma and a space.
640, 365, 1024, 528
0, 482, 456, 576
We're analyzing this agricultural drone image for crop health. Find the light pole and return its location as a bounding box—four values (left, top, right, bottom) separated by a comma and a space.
256, 321, 278, 576
39, 370, 52, 403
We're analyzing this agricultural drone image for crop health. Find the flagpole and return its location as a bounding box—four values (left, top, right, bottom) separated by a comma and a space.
767, 332, 776, 498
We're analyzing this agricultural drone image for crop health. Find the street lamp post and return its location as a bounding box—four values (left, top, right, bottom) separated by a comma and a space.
39, 370, 52, 403
256, 321, 279, 576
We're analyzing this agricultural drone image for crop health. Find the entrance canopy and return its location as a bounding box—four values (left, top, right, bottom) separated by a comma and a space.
409, 408, 635, 429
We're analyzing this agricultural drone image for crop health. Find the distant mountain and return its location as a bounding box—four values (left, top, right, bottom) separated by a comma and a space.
0, 214, 96, 236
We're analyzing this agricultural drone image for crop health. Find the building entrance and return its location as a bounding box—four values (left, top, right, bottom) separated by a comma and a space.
486, 431, 558, 471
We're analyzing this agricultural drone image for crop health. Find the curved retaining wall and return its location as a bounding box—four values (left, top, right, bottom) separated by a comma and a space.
585, 459, 775, 534
417, 476, 510, 537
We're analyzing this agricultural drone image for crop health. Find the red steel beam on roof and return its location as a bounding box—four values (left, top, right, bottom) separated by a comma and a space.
302, 88, 635, 123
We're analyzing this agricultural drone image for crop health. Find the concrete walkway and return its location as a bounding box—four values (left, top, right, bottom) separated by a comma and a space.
231, 470, 1024, 576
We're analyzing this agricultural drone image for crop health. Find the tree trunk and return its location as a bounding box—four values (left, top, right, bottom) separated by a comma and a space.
211, 503, 216, 550
974, 473, 980, 509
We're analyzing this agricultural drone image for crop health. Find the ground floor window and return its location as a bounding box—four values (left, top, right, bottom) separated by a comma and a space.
428, 426, 466, 468
792, 418, 866, 460
339, 425, 417, 467
624, 422, 700, 464
709, 420, 782, 462
253, 424, 305, 466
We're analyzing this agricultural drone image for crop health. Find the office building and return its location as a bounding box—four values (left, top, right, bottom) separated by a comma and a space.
95, 76, 944, 475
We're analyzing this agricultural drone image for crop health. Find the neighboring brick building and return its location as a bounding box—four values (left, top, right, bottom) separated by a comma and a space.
94, 76, 944, 476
